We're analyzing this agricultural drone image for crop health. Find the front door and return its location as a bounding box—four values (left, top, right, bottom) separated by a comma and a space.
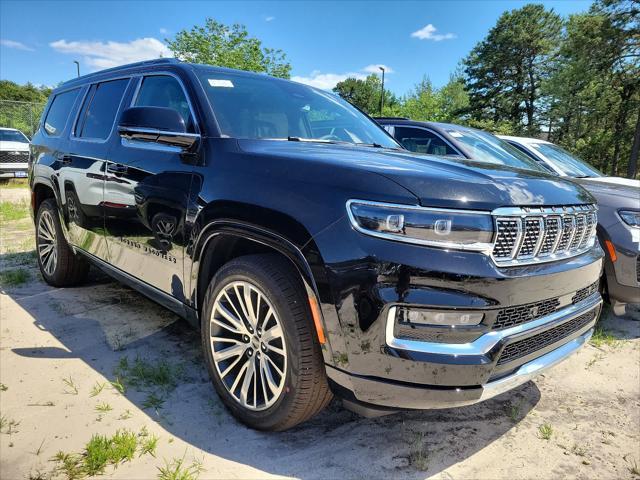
104, 73, 198, 299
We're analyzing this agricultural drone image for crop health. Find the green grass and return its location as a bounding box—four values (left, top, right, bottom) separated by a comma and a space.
2, 250, 37, 267
0, 414, 20, 435
538, 423, 553, 440
157, 455, 204, 480
0, 268, 30, 286
52, 428, 155, 479
62, 376, 79, 395
94, 402, 113, 414
0, 200, 30, 221
0, 179, 28, 189
89, 382, 106, 397
590, 325, 620, 348
408, 432, 429, 471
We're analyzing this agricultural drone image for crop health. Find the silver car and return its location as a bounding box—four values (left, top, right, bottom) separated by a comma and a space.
500, 136, 639, 316
0, 127, 30, 179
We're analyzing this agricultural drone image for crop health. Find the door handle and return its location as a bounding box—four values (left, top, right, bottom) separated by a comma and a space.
56, 153, 72, 164
107, 163, 128, 174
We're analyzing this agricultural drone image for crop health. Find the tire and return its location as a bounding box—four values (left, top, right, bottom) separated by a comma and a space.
35, 198, 89, 287
201, 254, 332, 431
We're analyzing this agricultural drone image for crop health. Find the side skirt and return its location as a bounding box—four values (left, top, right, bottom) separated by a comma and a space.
78, 250, 199, 329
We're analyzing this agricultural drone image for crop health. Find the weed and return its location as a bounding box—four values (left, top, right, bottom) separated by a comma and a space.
507, 401, 523, 422
624, 454, 640, 476
139, 433, 159, 457
538, 423, 553, 440
590, 325, 620, 348
118, 410, 133, 420
94, 402, 113, 414
571, 443, 587, 457
0, 383, 7, 391
114, 356, 184, 391
408, 432, 429, 471
586, 353, 605, 368
52, 451, 84, 480
89, 382, 106, 397
143, 392, 165, 411
27, 401, 55, 407
0, 414, 20, 434
0, 268, 30, 286
62, 376, 79, 395
157, 454, 204, 480
110, 377, 126, 394
0, 200, 30, 221
33, 437, 46, 456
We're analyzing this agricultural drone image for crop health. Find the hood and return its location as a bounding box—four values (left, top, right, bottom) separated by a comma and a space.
582, 176, 640, 189
0, 141, 29, 151
573, 177, 640, 209
237, 139, 595, 211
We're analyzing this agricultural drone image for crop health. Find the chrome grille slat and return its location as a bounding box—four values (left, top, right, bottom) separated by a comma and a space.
491, 206, 597, 266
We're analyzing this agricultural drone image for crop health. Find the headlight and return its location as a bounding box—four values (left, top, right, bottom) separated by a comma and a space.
346, 200, 493, 251
618, 210, 640, 228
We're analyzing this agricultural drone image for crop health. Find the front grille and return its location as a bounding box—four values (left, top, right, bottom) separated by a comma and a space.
496, 309, 596, 366
492, 206, 597, 266
0, 150, 29, 164
571, 281, 599, 304
493, 298, 561, 330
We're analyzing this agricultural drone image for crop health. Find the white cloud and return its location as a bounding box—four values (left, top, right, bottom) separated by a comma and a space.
264, 16, 275, 22
411, 24, 456, 41
159, 28, 169, 34
292, 64, 394, 90
50, 37, 172, 70
363, 64, 394, 74
0, 39, 34, 51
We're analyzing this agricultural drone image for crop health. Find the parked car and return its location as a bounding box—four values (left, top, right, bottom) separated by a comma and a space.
499, 135, 640, 316
0, 127, 30, 179
30, 59, 603, 431
375, 117, 545, 171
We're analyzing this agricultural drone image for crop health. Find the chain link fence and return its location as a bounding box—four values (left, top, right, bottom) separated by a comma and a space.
0, 100, 46, 138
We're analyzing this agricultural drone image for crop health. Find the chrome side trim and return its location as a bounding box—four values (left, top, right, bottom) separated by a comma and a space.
385, 293, 602, 355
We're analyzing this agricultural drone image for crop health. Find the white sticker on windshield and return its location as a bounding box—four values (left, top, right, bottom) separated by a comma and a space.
208, 79, 234, 88
449, 131, 463, 137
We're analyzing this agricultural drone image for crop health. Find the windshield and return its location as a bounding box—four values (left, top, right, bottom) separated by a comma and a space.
531, 143, 603, 178
195, 68, 399, 148
443, 127, 546, 172
0, 130, 29, 143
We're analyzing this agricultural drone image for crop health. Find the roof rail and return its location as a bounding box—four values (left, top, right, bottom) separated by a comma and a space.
373, 116, 409, 121
59, 58, 180, 86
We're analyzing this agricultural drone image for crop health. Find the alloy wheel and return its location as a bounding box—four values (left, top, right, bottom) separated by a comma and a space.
210, 281, 287, 411
38, 210, 58, 276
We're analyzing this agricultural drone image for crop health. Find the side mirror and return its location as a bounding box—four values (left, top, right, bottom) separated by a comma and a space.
118, 106, 199, 151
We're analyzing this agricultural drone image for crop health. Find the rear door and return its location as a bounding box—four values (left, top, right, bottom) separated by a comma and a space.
104, 73, 198, 299
61, 77, 131, 258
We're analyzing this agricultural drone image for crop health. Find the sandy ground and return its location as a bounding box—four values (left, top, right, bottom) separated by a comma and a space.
1, 185, 639, 480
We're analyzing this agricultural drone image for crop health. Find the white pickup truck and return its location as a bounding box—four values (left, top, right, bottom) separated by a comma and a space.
0, 127, 30, 179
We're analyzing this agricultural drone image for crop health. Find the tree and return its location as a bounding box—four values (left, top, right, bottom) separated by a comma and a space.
463, 4, 563, 134
333, 75, 398, 115
166, 18, 291, 78
0, 80, 52, 136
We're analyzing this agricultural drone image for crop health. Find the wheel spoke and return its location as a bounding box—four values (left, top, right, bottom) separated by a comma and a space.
214, 343, 245, 362
210, 280, 287, 411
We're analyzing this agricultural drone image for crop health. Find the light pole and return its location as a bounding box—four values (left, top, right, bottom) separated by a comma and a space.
379, 66, 385, 115
73, 60, 80, 78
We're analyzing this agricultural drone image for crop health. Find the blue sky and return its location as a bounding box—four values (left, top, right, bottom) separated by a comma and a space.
1, 0, 592, 95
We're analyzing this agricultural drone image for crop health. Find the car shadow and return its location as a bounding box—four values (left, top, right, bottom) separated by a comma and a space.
4, 264, 544, 479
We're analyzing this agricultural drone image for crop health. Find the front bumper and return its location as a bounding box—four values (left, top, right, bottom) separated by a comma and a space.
329, 294, 600, 409
0, 163, 28, 178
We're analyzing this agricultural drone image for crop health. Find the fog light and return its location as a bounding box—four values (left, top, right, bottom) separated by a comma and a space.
401, 309, 484, 327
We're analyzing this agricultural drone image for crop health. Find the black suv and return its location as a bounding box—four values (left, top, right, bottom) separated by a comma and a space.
30, 59, 603, 431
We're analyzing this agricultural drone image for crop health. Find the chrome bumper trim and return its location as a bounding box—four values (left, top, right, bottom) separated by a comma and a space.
385, 292, 602, 355
478, 328, 592, 403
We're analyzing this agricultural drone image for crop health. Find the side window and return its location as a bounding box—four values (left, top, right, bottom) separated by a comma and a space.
394, 126, 458, 156
134, 75, 195, 132
43, 89, 80, 136
76, 79, 129, 140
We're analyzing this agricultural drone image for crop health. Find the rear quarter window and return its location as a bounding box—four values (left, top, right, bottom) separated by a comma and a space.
43, 88, 80, 137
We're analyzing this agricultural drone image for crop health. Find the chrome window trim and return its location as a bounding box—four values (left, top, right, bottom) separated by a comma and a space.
129, 71, 200, 135
385, 293, 601, 355
387, 124, 465, 157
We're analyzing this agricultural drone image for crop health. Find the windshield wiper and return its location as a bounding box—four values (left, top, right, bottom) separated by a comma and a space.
286, 136, 344, 144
